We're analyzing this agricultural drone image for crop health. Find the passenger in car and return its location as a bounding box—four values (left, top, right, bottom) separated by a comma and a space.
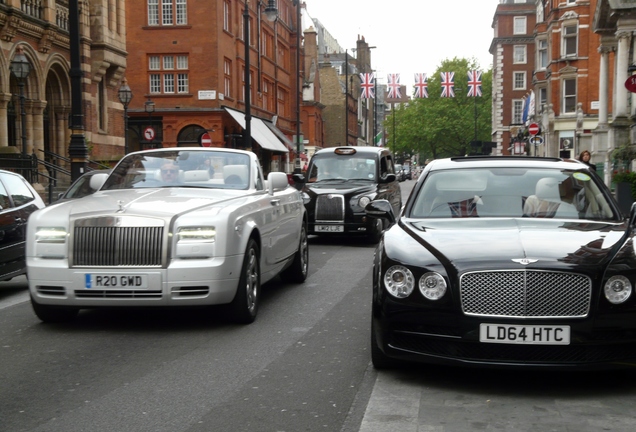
160, 161, 179, 183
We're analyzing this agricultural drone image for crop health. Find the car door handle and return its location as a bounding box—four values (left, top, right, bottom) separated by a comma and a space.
270, 199, 281, 207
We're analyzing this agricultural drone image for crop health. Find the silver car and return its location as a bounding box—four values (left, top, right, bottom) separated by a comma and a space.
27, 148, 308, 324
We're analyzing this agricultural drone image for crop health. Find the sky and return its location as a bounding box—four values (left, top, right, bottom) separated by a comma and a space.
303, 0, 501, 88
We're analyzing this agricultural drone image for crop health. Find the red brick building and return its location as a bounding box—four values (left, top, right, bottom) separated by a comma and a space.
125, 0, 320, 173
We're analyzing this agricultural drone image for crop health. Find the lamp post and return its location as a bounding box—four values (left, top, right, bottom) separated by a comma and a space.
118, 78, 133, 155
10, 46, 31, 160
68, 0, 87, 181
292, 0, 302, 173
145, 99, 155, 148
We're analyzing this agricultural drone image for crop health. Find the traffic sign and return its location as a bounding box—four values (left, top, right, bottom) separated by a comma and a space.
626, 76, 636, 93
144, 126, 156, 141
530, 135, 544, 145
528, 123, 540, 136
200, 132, 212, 147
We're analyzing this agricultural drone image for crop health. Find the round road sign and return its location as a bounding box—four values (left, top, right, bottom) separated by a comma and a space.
201, 132, 212, 147
144, 126, 156, 141
528, 123, 540, 136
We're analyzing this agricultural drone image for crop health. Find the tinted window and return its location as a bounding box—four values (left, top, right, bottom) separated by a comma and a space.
0, 180, 10, 210
0, 173, 35, 207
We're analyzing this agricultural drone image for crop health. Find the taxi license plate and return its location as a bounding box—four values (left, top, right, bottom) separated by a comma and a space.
315, 225, 344, 232
479, 324, 570, 345
85, 274, 148, 289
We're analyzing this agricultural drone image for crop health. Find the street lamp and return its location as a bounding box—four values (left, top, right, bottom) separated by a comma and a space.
145, 99, 155, 148
9, 46, 31, 159
293, 0, 302, 173
118, 78, 133, 155
68, 0, 87, 181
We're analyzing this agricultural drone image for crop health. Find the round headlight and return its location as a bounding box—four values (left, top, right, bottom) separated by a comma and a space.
358, 196, 371, 208
383, 265, 415, 298
604, 275, 633, 305
419, 272, 447, 300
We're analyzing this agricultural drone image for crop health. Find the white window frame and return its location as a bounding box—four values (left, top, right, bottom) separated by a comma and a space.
562, 24, 578, 57
513, 45, 527, 64
148, 0, 159, 25
513, 100, 524, 124
562, 78, 577, 114
149, 54, 189, 94
162, 0, 173, 25
513, 17, 527, 35
176, 0, 187, 25
223, 1, 230, 32
537, 39, 548, 70
513, 72, 526, 90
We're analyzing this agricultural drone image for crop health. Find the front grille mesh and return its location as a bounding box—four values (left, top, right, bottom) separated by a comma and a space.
315, 195, 345, 221
460, 270, 591, 318
73, 226, 163, 267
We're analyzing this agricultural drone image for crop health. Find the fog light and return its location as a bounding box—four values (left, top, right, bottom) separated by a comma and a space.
419, 272, 447, 300
604, 275, 632, 304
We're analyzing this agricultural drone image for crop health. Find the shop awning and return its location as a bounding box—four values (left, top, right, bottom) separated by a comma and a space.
225, 107, 289, 153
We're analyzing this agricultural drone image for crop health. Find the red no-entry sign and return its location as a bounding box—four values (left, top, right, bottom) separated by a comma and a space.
201, 132, 212, 147
528, 123, 540, 136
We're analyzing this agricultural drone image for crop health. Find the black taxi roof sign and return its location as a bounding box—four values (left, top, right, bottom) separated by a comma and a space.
334, 147, 357, 155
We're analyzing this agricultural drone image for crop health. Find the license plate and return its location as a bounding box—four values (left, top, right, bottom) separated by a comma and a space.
479, 324, 570, 345
315, 225, 344, 232
85, 274, 148, 289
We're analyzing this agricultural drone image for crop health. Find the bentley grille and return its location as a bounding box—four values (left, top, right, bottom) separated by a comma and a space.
315, 195, 345, 222
460, 270, 591, 318
73, 226, 164, 267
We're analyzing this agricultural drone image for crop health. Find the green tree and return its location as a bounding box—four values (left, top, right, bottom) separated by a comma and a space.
385, 57, 492, 163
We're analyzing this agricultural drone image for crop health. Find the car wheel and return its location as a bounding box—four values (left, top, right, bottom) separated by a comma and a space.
368, 218, 383, 244
280, 223, 309, 283
371, 320, 399, 369
229, 239, 260, 324
30, 296, 79, 323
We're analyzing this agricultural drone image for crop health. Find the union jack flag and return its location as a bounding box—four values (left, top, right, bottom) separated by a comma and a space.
360, 73, 375, 99
387, 73, 401, 99
467, 70, 482, 97
440, 72, 455, 98
414, 73, 428, 98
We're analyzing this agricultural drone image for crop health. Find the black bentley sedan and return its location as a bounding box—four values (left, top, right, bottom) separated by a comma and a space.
366, 156, 636, 370
294, 146, 402, 243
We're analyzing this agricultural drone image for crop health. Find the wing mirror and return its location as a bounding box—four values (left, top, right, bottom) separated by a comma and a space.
365, 199, 396, 226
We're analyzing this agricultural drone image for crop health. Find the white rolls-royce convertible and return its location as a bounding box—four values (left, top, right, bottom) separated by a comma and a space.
27, 148, 308, 324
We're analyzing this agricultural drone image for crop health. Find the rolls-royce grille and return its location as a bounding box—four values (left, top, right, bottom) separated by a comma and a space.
315, 195, 345, 222
460, 270, 591, 318
73, 226, 163, 267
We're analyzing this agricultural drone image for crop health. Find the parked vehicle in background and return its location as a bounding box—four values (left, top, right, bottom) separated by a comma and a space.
402, 165, 412, 180
293, 146, 401, 243
27, 148, 308, 324
0, 170, 46, 282
394, 164, 405, 182
56, 169, 111, 202
367, 155, 636, 370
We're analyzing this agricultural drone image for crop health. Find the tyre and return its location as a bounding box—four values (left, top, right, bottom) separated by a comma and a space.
280, 223, 309, 283
371, 320, 399, 369
229, 239, 260, 324
31, 296, 79, 323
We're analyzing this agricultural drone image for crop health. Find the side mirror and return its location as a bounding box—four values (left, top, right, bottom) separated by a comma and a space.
89, 173, 109, 191
629, 202, 636, 226
380, 173, 397, 184
267, 172, 289, 194
292, 173, 306, 184
365, 199, 396, 226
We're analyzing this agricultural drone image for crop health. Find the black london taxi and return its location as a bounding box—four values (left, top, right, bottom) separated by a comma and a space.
293, 146, 401, 243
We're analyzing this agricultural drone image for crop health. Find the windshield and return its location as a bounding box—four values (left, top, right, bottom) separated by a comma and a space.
409, 168, 619, 221
306, 155, 377, 182
102, 150, 252, 190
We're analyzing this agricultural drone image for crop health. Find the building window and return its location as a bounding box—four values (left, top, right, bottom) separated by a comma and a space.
563, 78, 576, 113
537, 39, 548, 69
147, 0, 187, 26
513, 17, 526, 35
149, 54, 189, 94
224, 58, 232, 98
513, 72, 526, 90
98, 80, 105, 130
567, 0, 576, 4
262, 31, 274, 59
513, 45, 527, 64
277, 87, 288, 116
562, 24, 577, 57
223, 0, 231, 32
513, 100, 524, 124
538, 87, 547, 111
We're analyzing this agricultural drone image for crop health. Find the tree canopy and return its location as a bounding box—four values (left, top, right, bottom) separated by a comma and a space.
384, 57, 492, 164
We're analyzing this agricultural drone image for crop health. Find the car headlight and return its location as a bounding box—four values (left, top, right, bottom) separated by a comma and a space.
358, 196, 371, 208
301, 192, 311, 205
384, 265, 415, 298
419, 272, 447, 300
604, 275, 632, 304
176, 227, 216, 241
35, 227, 67, 243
